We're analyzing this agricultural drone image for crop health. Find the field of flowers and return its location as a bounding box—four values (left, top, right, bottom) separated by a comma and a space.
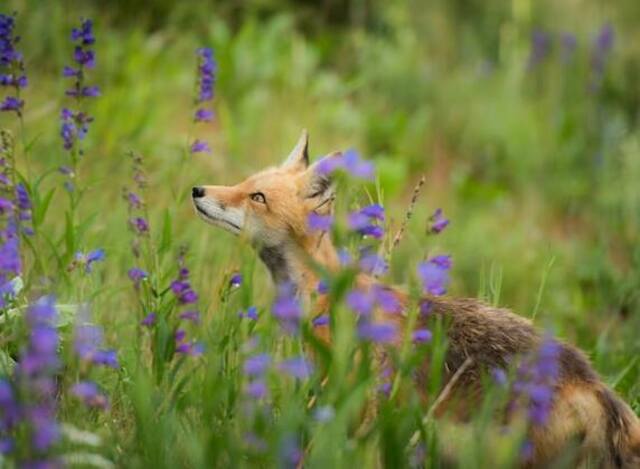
0, 1, 639, 467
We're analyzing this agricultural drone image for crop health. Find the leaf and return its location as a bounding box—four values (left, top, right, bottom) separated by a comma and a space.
158, 209, 172, 255
0, 348, 15, 375
33, 187, 56, 227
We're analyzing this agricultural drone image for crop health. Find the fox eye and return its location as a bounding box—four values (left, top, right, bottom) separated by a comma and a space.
250, 192, 266, 204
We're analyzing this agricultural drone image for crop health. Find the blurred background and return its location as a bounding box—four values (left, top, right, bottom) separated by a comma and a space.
3, 0, 639, 395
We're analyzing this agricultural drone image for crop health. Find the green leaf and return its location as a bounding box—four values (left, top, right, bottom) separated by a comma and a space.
33, 187, 56, 227
158, 209, 172, 255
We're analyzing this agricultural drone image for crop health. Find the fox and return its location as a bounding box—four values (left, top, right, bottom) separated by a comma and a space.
191, 130, 640, 467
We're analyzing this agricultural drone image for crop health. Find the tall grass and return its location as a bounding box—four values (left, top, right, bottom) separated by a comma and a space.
0, 1, 638, 467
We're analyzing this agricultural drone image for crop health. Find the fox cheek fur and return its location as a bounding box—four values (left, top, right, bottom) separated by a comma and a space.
192, 130, 640, 468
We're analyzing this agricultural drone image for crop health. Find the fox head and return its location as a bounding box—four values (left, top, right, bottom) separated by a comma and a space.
192, 130, 339, 285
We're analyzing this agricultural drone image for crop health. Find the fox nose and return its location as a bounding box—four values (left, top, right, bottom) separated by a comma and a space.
192, 186, 205, 199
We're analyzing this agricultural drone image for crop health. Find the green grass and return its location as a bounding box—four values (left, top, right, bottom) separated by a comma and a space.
1, 1, 639, 467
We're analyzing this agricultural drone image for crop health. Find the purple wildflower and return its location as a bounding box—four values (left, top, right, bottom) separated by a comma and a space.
239, 306, 258, 321
337, 247, 352, 266
348, 204, 385, 239
74, 248, 105, 273
129, 216, 149, 235
278, 357, 313, 379
358, 250, 388, 275
244, 353, 271, 377
428, 208, 449, 234
128, 267, 148, 287
74, 322, 118, 368
61, 18, 98, 153
71, 381, 108, 409
372, 286, 402, 314
194, 108, 214, 122
175, 341, 204, 356
417, 255, 451, 296
412, 328, 432, 343
317, 280, 329, 294
271, 282, 302, 333
246, 380, 267, 399
315, 149, 375, 180
358, 322, 397, 344
512, 336, 561, 427
346, 289, 376, 316
312, 314, 329, 327
190, 139, 211, 154
491, 368, 508, 386
307, 212, 333, 232
140, 312, 156, 327
195, 47, 216, 103
171, 280, 198, 304
179, 310, 201, 323
229, 272, 242, 288
527, 29, 551, 69
0, 13, 27, 116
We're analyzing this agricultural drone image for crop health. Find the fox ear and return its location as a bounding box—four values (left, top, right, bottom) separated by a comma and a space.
282, 129, 309, 170
302, 152, 341, 208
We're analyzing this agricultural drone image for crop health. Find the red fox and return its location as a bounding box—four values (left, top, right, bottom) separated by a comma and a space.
192, 130, 640, 467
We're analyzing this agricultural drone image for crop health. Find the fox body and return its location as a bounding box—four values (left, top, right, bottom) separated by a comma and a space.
192, 130, 640, 467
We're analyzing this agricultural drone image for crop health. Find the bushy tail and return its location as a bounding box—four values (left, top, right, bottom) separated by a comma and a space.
596, 386, 640, 468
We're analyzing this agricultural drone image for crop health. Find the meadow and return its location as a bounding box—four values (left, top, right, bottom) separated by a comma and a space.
0, 0, 639, 467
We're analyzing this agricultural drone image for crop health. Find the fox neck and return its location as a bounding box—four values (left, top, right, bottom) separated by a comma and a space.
258, 232, 339, 295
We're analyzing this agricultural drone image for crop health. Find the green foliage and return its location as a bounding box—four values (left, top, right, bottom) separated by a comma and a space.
0, 0, 639, 467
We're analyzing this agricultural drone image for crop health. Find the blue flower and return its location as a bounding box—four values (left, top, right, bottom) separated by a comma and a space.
278, 357, 313, 379
72, 381, 109, 409
412, 328, 432, 343
229, 272, 243, 288
428, 208, 449, 234
140, 312, 156, 327
190, 139, 211, 154
244, 353, 271, 377
75, 248, 105, 273
194, 108, 214, 122
307, 212, 333, 232
128, 267, 148, 288
417, 255, 451, 296
315, 149, 375, 180
358, 322, 397, 344
271, 283, 302, 333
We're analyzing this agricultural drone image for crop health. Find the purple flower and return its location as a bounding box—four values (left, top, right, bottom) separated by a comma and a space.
491, 368, 508, 386
360, 204, 384, 220
71, 19, 95, 45
194, 108, 214, 122
343, 149, 375, 180
126, 191, 142, 209
272, 283, 302, 333
74, 248, 105, 273
246, 380, 267, 399
0, 96, 23, 113
72, 381, 108, 409
312, 314, 329, 327
130, 216, 149, 234
512, 336, 561, 427
244, 353, 271, 377
527, 29, 551, 69
317, 280, 328, 294
140, 312, 156, 327
428, 208, 449, 234
196, 47, 216, 103
417, 255, 451, 296
278, 357, 313, 379
358, 322, 397, 343
74, 323, 118, 368
128, 267, 148, 287
315, 149, 375, 180
239, 306, 258, 320
337, 248, 352, 266
358, 250, 388, 276
307, 213, 333, 232
29, 407, 60, 451
412, 328, 432, 343
171, 280, 198, 304
346, 289, 375, 316
229, 272, 242, 288
61, 18, 98, 152
190, 139, 211, 154
0, 14, 27, 116
176, 342, 204, 356
372, 286, 402, 314
179, 310, 201, 323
